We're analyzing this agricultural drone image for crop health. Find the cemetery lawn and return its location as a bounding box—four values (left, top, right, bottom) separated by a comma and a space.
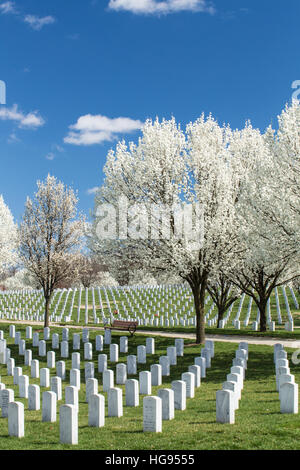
1, 324, 300, 450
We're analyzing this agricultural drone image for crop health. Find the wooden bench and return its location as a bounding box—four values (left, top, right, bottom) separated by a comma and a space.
104, 320, 138, 337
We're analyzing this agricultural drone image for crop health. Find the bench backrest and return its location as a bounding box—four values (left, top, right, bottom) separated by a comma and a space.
112, 320, 138, 327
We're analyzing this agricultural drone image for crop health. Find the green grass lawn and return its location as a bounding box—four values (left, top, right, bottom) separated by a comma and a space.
0, 323, 300, 450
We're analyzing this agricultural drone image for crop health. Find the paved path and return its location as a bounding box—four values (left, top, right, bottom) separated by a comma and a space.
1, 320, 300, 349
135, 330, 300, 349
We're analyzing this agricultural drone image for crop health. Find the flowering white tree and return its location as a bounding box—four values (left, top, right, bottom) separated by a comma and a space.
0, 195, 18, 277
19, 175, 86, 327
227, 105, 300, 331
266, 100, 300, 252
2, 268, 37, 290
91, 116, 244, 343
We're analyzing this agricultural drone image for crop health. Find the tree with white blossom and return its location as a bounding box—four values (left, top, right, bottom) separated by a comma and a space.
0, 195, 18, 277
19, 175, 86, 327
227, 104, 300, 331
91, 116, 244, 343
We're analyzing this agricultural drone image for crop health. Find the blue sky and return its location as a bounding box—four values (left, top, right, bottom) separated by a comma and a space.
0, 0, 299, 223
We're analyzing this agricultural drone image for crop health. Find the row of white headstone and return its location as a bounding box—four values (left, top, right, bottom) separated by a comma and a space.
274, 343, 298, 413
0, 283, 298, 330
216, 342, 248, 424
1, 325, 203, 442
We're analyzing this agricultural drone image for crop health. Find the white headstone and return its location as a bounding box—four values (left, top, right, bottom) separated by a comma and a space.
38, 340, 46, 357
62, 328, 69, 341
9, 324, 16, 338
84, 342, 93, 360
157, 388, 174, 421
28, 384, 40, 411
44, 327, 51, 341
96, 335, 104, 352
7, 357, 15, 376
226, 373, 241, 400
24, 349, 32, 367
146, 338, 155, 355
19, 339, 26, 356
188, 365, 201, 388
60, 404, 78, 445
280, 382, 298, 414
171, 380, 186, 410
1, 388, 14, 418
120, 336, 128, 354
108, 387, 123, 417
125, 379, 139, 407
216, 389, 235, 424
222, 381, 239, 410
42, 391, 57, 422
205, 340, 215, 358
88, 393, 105, 427
82, 328, 89, 343
56, 361, 66, 381
103, 369, 114, 392
26, 326, 32, 339
85, 362, 95, 382
51, 376, 62, 401
8, 402, 24, 438
127, 355, 137, 375
116, 363, 127, 385
159, 356, 170, 376
137, 345, 146, 364
167, 347, 177, 365
104, 328, 111, 345
201, 348, 211, 368
110, 344, 119, 363
181, 372, 195, 398
13, 366, 22, 385
143, 396, 162, 432
175, 339, 184, 357
52, 333, 60, 350
61, 341, 69, 359
139, 371, 152, 395
40, 368, 50, 388
72, 352, 81, 370
98, 354, 107, 373
31, 360, 39, 379
15, 332, 21, 345
47, 351, 56, 369
151, 364, 162, 386
73, 334, 80, 350
65, 385, 79, 412
70, 368, 81, 390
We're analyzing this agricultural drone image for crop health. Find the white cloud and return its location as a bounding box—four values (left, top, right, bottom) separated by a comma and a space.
0, 2, 56, 30
87, 187, 100, 195
24, 14, 56, 30
7, 132, 20, 143
0, 104, 45, 129
53, 144, 65, 153
108, 0, 215, 15
64, 114, 143, 146
0, 1, 17, 14
45, 152, 55, 161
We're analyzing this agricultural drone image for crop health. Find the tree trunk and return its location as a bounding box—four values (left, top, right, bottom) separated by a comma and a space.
44, 295, 51, 328
259, 299, 267, 332
192, 281, 206, 344
217, 308, 225, 328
